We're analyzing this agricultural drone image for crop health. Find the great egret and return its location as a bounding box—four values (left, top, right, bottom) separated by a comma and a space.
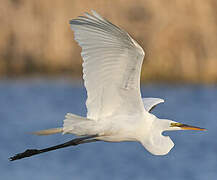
10, 10, 206, 161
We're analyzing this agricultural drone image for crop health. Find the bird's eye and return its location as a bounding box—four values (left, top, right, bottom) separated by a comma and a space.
170, 123, 182, 127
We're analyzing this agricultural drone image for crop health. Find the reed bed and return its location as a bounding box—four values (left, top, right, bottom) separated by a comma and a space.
1, 0, 217, 83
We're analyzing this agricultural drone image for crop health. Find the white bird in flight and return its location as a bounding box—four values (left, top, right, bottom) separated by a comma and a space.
10, 10, 206, 161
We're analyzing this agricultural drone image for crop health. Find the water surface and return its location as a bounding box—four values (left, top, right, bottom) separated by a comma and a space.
1, 79, 216, 180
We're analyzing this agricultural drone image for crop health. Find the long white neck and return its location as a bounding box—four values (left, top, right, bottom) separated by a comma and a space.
140, 116, 175, 155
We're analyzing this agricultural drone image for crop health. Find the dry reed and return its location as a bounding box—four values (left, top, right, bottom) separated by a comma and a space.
0, 0, 217, 83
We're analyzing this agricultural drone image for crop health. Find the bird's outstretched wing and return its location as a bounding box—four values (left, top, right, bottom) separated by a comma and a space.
70, 10, 145, 120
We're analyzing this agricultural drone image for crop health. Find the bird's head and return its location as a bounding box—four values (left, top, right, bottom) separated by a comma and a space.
141, 118, 206, 156
161, 119, 207, 131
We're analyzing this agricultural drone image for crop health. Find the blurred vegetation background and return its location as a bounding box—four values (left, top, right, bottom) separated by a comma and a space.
1, 0, 217, 83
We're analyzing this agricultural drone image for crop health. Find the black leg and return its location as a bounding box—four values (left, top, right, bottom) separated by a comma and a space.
9, 135, 99, 161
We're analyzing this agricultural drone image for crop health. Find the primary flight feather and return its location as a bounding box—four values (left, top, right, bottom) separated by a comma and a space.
9, 10, 206, 161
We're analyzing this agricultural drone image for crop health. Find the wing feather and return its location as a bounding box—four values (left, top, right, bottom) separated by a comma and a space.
70, 10, 145, 120
142, 98, 164, 112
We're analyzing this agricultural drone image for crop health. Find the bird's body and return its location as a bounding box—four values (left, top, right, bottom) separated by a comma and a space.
9, 10, 206, 161
63, 108, 175, 155
65, 112, 148, 142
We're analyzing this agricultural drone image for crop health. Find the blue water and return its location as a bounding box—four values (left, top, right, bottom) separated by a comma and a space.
1, 78, 216, 180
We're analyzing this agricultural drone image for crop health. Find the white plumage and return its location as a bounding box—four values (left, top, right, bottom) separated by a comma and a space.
70, 10, 145, 120
34, 10, 206, 156
142, 98, 164, 112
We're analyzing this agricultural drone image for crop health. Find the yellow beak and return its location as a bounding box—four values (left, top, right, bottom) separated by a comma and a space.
170, 122, 207, 131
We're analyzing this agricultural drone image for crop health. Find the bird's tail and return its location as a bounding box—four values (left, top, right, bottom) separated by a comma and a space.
32, 127, 63, 136
63, 113, 98, 136
32, 113, 98, 136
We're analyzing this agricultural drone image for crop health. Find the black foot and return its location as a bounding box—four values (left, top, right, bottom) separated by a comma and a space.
9, 149, 41, 161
